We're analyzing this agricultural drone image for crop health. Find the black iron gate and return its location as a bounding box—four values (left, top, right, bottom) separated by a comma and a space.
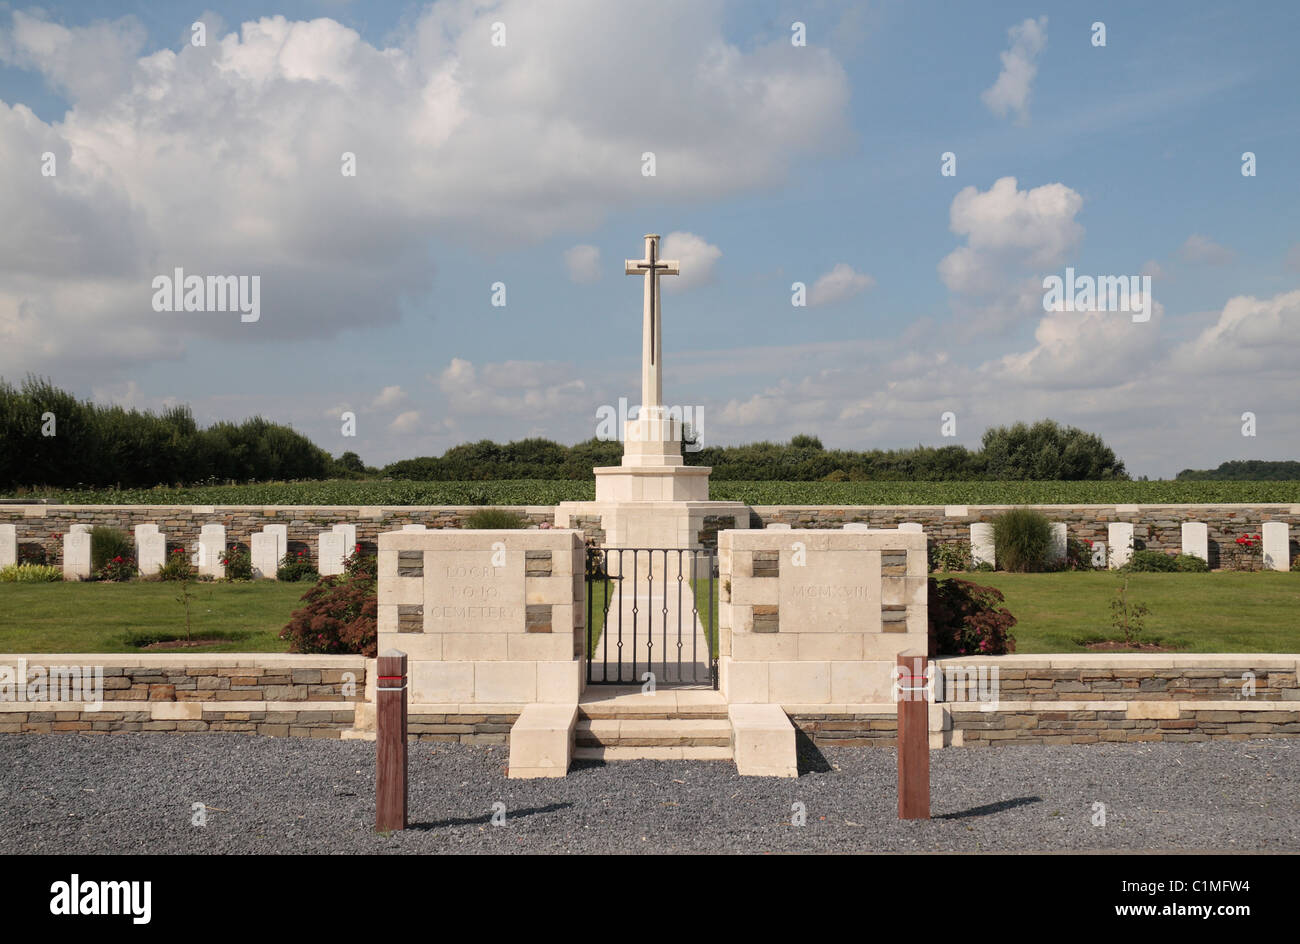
585, 547, 718, 688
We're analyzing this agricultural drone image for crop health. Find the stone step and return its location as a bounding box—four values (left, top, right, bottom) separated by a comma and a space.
573, 745, 734, 762
575, 718, 732, 747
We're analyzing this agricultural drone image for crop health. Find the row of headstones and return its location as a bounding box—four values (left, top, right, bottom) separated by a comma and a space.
0, 523, 363, 581
763, 519, 1292, 570
967, 520, 1292, 570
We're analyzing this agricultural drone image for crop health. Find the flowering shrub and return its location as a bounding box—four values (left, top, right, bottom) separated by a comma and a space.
157, 547, 194, 581
279, 544, 377, 656
928, 576, 1017, 656
1065, 537, 1097, 571
220, 543, 253, 581
1231, 533, 1263, 571
276, 548, 318, 582
96, 554, 137, 582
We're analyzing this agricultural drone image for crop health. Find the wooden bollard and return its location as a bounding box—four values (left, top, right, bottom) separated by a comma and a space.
896, 650, 931, 820
376, 649, 408, 831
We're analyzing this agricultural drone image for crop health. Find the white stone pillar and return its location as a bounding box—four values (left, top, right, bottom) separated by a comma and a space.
318, 531, 347, 576
198, 524, 226, 578
1181, 522, 1208, 561
1262, 521, 1290, 571
1048, 523, 1067, 564
1108, 523, 1134, 569
970, 523, 994, 567
0, 524, 16, 568
251, 532, 279, 579
64, 531, 91, 580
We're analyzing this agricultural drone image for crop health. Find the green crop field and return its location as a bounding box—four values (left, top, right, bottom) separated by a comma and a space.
6, 478, 1298, 506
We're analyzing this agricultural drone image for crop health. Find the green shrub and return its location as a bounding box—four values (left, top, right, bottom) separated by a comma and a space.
930, 542, 971, 572
1065, 536, 1097, 571
90, 526, 133, 571
156, 547, 194, 581
0, 563, 63, 582
220, 543, 254, 581
928, 577, 1017, 655
1122, 549, 1178, 572
991, 509, 1053, 572
1173, 553, 1210, 572
277, 550, 318, 582
463, 508, 529, 529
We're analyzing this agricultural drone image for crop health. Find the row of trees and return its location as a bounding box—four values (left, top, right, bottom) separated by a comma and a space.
1176, 460, 1300, 481
382, 421, 1129, 481
0, 377, 337, 488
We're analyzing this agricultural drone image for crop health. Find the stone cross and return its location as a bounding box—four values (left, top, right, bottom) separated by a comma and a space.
625, 234, 679, 410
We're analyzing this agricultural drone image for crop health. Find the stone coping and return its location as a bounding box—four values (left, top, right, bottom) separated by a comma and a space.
750, 503, 1300, 512
0, 700, 356, 713
0, 654, 369, 668
932, 654, 1300, 668
1, 504, 561, 513
8, 502, 1299, 513
943, 699, 1296, 713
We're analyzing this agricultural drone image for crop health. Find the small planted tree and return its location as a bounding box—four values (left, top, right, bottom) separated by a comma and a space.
1110, 575, 1150, 647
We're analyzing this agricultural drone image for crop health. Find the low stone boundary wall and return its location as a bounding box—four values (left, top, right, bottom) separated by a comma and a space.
750, 504, 1299, 564
938, 655, 1299, 701
0, 654, 368, 738
6, 502, 1299, 568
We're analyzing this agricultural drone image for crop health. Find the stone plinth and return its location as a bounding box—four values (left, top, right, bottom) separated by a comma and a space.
377, 528, 586, 705
718, 528, 928, 707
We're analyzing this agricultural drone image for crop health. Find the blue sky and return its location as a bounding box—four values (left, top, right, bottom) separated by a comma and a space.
1, 0, 1297, 477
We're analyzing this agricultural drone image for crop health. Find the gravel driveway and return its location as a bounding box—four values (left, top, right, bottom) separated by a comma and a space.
2, 734, 1296, 854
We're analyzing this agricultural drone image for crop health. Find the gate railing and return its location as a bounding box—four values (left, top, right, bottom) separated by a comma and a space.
585, 547, 718, 688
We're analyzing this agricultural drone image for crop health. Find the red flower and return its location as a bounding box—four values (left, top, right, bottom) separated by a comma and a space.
112, 556, 123, 563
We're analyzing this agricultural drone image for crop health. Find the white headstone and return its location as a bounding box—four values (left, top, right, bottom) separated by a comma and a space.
137, 530, 166, 577
70, 523, 93, 534
1091, 541, 1107, 568
843, 523, 871, 531
899, 522, 924, 533
198, 524, 226, 578
318, 531, 347, 576
1108, 522, 1134, 569
0, 524, 16, 569
331, 523, 358, 559
765, 523, 791, 530
133, 522, 159, 540
263, 524, 288, 565
970, 523, 995, 567
64, 531, 91, 580
401, 524, 427, 532
251, 532, 279, 579
1048, 523, 1067, 563
1180, 522, 1208, 561
1262, 521, 1290, 571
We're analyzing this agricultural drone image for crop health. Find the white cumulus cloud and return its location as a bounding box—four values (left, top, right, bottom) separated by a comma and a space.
981, 16, 1048, 124
808, 263, 875, 306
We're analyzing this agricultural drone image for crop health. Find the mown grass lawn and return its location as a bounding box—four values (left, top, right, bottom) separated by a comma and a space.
968, 571, 1300, 653
0, 581, 308, 653
3, 572, 1297, 655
